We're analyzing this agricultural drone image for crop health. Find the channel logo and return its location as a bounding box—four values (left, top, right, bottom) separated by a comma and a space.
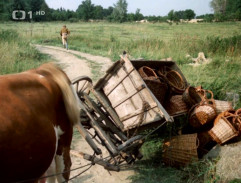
12, 10, 45, 20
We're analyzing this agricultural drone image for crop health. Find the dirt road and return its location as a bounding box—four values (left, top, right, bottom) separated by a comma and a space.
35, 45, 135, 183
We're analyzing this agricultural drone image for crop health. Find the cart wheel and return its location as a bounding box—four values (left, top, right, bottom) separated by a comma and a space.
72, 76, 93, 95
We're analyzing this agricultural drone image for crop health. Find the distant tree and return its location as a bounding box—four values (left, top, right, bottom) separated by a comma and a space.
76, 0, 94, 21
210, 0, 227, 14
112, 0, 128, 22
0, 0, 12, 21
135, 8, 144, 21
93, 5, 104, 19
184, 9, 195, 20
127, 13, 135, 21
103, 6, 113, 17
40, 1, 52, 21
226, 0, 241, 20
168, 10, 175, 21
196, 13, 214, 22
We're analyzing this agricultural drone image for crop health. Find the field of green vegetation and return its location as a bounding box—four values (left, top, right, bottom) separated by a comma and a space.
1, 21, 241, 182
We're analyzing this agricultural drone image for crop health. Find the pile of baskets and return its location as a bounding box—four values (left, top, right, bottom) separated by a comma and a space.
162, 86, 241, 167
138, 65, 241, 167
138, 66, 188, 115
183, 86, 241, 145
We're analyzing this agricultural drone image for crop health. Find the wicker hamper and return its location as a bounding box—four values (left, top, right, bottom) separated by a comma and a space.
162, 134, 199, 167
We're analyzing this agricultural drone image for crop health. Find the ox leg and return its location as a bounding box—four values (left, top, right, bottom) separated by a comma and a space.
55, 147, 71, 183
45, 158, 57, 183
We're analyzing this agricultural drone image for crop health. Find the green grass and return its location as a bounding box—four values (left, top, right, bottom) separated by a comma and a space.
0, 29, 48, 74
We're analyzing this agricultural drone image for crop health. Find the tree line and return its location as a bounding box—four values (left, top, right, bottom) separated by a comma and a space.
0, 0, 240, 22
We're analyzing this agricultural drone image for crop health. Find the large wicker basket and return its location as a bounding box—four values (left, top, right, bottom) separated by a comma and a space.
162, 134, 199, 167
164, 95, 189, 116
189, 103, 217, 128
143, 77, 168, 105
138, 66, 168, 105
209, 116, 238, 144
157, 66, 186, 94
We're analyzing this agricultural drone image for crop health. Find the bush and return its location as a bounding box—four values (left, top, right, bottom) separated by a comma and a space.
69, 18, 79, 23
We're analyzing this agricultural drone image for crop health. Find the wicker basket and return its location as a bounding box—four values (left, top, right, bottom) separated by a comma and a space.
165, 70, 185, 94
195, 87, 213, 101
214, 100, 233, 114
138, 66, 158, 78
232, 109, 241, 132
143, 77, 168, 105
164, 95, 189, 116
157, 66, 186, 94
162, 134, 199, 167
209, 116, 238, 144
189, 103, 217, 128
182, 86, 202, 107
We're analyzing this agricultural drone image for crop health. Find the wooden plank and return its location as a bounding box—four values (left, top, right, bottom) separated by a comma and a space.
76, 123, 102, 155
120, 102, 158, 122
105, 68, 135, 96
112, 85, 145, 108
92, 89, 124, 130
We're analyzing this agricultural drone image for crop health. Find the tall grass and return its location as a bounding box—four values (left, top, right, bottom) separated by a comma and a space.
0, 29, 48, 74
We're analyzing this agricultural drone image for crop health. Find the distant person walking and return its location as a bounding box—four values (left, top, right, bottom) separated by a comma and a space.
60, 25, 70, 50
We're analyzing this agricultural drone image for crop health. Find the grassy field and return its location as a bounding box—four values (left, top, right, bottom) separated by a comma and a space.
4, 21, 238, 107
1, 21, 241, 182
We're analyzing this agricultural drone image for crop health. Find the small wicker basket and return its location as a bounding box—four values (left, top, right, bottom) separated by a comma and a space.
162, 134, 199, 167
214, 100, 233, 114
165, 70, 185, 94
189, 103, 216, 128
182, 86, 202, 107
138, 66, 158, 78
209, 116, 238, 144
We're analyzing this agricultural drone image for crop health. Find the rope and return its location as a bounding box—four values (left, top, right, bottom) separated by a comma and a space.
64, 164, 93, 182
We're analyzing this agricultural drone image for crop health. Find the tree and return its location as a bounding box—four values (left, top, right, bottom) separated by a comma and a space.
184, 9, 195, 20
103, 6, 113, 18
226, 0, 241, 20
76, 0, 94, 21
210, 0, 227, 14
168, 10, 175, 21
93, 5, 104, 19
135, 8, 144, 21
112, 0, 128, 22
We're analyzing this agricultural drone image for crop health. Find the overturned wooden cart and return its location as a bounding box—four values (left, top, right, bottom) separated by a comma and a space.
71, 56, 189, 171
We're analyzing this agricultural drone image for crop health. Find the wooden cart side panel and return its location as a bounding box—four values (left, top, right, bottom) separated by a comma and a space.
122, 106, 163, 131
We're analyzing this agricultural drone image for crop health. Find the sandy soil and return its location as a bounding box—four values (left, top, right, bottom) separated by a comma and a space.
35, 45, 135, 183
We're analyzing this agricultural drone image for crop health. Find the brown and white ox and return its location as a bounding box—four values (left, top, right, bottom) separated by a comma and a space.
0, 63, 80, 183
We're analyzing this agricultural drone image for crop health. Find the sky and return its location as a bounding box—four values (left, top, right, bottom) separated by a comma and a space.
45, 0, 213, 16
